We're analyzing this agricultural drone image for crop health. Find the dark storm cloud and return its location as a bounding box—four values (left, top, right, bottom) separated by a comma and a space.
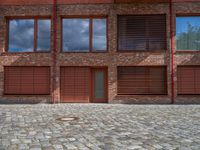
62, 19, 90, 51
9, 19, 34, 52
62, 18, 107, 51
8, 19, 51, 52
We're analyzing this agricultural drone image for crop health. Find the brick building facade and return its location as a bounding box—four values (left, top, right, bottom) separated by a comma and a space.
0, 0, 200, 104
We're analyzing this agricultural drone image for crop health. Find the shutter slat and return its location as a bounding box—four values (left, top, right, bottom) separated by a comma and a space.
177, 66, 200, 95
4, 67, 50, 95
118, 15, 166, 51
60, 67, 90, 103
117, 66, 167, 95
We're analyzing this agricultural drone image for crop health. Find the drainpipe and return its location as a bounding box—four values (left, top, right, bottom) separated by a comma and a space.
169, 0, 175, 104
52, 0, 57, 104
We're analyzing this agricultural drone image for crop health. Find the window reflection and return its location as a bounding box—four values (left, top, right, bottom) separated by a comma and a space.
63, 19, 90, 51
176, 16, 200, 50
37, 19, 51, 51
9, 19, 34, 52
92, 19, 107, 51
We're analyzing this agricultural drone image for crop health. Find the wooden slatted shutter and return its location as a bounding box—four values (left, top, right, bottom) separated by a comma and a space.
4, 67, 50, 95
60, 67, 90, 103
177, 66, 200, 95
118, 15, 166, 51
117, 66, 167, 95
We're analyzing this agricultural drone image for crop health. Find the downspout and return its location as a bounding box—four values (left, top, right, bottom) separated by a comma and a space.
169, 0, 175, 104
52, 0, 57, 104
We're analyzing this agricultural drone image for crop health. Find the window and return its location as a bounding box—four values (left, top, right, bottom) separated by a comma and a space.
92, 19, 107, 51
176, 16, 200, 51
118, 15, 166, 51
62, 17, 107, 52
117, 67, 167, 95
8, 18, 51, 52
177, 66, 200, 95
4, 67, 50, 95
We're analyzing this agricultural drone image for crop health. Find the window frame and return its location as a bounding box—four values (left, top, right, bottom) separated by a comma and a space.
6, 16, 51, 53
61, 16, 108, 53
117, 14, 167, 52
175, 14, 200, 53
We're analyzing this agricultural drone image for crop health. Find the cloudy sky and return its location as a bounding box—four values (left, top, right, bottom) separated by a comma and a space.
37, 20, 51, 51
9, 19, 51, 52
9, 19, 34, 52
92, 19, 107, 51
62, 18, 107, 51
8, 18, 106, 52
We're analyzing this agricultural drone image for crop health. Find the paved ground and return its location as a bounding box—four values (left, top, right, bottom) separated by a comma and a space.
0, 104, 199, 150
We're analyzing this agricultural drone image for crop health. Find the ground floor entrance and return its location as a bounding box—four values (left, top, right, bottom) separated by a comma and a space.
60, 67, 108, 103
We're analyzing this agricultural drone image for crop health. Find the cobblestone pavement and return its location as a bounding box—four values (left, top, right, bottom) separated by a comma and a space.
0, 104, 199, 150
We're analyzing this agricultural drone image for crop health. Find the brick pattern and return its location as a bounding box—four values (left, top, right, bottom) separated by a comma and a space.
0, 3, 200, 104
0, 104, 199, 149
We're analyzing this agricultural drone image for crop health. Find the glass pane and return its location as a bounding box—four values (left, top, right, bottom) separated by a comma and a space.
8, 19, 34, 52
63, 19, 89, 52
176, 16, 200, 50
92, 19, 107, 51
94, 71, 105, 99
37, 19, 51, 51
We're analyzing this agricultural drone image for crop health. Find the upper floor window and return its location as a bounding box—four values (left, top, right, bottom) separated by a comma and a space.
176, 16, 200, 51
8, 18, 51, 52
118, 15, 166, 51
62, 17, 107, 52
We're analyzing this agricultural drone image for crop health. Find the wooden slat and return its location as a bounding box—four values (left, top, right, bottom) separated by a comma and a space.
177, 66, 200, 95
60, 67, 90, 103
118, 15, 166, 51
4, 66, 50, 95
117, 66, 167, 95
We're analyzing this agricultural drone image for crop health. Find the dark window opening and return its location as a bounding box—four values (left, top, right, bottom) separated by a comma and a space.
118, 15, 166, 51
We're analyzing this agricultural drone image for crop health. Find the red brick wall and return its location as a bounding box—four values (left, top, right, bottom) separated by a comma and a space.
2, 0, 200, 6
0, 2, 200, 104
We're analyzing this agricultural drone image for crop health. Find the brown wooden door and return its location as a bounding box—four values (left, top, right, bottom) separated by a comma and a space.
92, 68, 108, 103
60, 67, 90, 103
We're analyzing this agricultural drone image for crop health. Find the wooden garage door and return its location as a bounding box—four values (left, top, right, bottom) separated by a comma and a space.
60, 67, 90, 103
4, 66, 50, 95
118, 66, 167, 95
177, 66, 200, 95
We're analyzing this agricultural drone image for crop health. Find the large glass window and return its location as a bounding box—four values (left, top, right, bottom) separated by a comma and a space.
63, 19, 90, 51
176, 16, 200, 51
8, 19, 34, 52
118, 15, 166, 51
8, 18, 51, 52
62, 17, 107, 52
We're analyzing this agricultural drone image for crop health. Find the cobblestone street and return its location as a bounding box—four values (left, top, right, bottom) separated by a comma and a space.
0, 104, 199, 150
